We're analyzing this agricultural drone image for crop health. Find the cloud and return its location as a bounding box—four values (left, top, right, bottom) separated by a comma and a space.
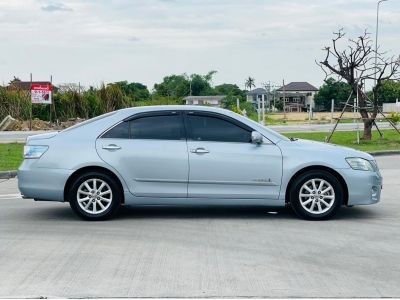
41, 2, 73, 12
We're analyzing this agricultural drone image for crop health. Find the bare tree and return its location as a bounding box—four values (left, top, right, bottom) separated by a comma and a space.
317, 29, 400, 140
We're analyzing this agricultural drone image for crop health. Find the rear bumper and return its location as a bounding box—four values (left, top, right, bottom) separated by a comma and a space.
18, 160, 73, 202
336, 168, 382, 206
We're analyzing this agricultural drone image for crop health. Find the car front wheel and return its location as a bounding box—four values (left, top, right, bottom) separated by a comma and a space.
68, 171, 121, 220
289, 170, 344, 220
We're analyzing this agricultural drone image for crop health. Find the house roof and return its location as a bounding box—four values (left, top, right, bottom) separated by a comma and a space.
8, 81, 55, 91
247, 88, 267, 95
277, 82, 318, 92
183, 95, 226, 101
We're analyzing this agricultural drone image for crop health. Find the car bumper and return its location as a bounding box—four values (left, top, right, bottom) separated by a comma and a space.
336, 168, 382, 206
18, 160, 73, 202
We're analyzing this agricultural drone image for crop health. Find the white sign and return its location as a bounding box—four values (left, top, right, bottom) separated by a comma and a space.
31, 84, 52, 104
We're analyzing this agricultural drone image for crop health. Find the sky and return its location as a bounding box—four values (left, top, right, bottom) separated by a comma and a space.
0, 0, 399, 90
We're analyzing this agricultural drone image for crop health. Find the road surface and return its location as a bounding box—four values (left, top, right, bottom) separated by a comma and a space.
0, 155, 399, 298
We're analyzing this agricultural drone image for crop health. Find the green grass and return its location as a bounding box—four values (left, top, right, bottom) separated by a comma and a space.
0, 143, 23, 171
283, 129, 400, 152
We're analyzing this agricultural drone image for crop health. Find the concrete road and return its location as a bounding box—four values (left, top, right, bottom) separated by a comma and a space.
0, 122, 396, 143
0, 155, 399, 298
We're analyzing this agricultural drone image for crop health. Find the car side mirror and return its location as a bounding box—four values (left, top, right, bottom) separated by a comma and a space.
251, 131, 263, 145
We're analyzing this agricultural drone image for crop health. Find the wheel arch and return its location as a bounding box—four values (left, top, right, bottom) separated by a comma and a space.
285, 165, 348, 205
64, 166, 125, 204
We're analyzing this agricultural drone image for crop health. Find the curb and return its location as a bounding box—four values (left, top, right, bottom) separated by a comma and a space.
368, 150, 400, 156
0, 170, 17, 179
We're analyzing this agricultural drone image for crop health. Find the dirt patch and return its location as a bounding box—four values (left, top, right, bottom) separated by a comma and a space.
5, 118, 85, 131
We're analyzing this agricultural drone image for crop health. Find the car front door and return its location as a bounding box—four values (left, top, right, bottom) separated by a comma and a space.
185, 111, 282, 199
96, 111, 189, 198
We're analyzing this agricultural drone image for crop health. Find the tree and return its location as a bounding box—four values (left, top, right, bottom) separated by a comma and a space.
153, 72, 217, 98
314, 77, 352, 110
8, 76, 21, 85
153, 74, 189, 98
214, 83, 245, 99
245, 77, 255, 91
375, 80, 400, 104
113, 81, 150, 101
318, 29, 400, 140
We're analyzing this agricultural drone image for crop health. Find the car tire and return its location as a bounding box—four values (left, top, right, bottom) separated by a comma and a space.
68, 171, 121, 221
289, 170, 343, 220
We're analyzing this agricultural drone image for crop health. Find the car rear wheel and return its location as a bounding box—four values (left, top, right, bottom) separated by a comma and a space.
289, 170, 343, 220
68, 171, 121, 220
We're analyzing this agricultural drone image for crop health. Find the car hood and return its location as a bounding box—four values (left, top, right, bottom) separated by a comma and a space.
288, 138, 374, 161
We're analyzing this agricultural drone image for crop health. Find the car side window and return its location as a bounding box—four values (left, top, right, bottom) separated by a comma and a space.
130, 114, 184, 140
186, 114, 251, 143
101, 122, 129, 139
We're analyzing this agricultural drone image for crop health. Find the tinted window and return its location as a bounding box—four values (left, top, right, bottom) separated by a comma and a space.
101, 122, 129, 139
130, 115, 184, 140
187, 115, 251, 143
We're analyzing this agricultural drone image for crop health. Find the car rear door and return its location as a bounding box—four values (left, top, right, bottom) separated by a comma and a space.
185, 111, 282, 199
96, 111, 189, 198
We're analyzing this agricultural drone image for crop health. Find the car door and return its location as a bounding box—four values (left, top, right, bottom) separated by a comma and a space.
185, 111, 282, 199
96, 111, 189, 198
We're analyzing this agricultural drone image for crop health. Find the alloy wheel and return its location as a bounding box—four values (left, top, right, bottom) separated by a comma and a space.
76, 178, 113, 215
299, 178, 335, 214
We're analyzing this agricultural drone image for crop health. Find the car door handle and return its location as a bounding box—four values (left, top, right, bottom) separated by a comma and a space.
102, 144, 121, 151
190, 148, 209, 154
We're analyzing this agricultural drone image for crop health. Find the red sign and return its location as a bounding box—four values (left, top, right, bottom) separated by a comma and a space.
31, 84, 52, 104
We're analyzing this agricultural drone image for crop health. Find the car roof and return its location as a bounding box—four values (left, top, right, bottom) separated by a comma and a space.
118, 105, 228, 114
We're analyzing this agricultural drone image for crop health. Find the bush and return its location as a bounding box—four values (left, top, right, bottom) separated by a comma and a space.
389, 112, 400, 125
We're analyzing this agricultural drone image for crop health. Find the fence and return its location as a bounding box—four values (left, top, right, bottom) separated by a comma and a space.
383, 102, 400, 113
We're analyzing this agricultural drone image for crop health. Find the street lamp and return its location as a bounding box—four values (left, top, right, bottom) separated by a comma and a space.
374, 0, 388, 87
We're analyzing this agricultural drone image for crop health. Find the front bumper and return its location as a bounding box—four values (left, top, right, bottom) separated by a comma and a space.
336, 167, 382, 206
18, 160, 73, 202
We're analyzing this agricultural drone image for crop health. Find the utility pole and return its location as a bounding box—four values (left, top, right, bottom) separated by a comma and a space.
49, 75, 52, 124
29, 73, 32, 131
282, 79, 286, 120
374, 0, 388, 89
261, 94, 265, 125
331, 99, 334, 124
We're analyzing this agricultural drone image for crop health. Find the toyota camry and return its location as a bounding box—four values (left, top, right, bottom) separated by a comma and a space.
18, 106, 382, 220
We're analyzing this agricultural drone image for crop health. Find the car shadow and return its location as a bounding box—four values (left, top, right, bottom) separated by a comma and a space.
28, 203, 380, 222
117, 205, 294, 220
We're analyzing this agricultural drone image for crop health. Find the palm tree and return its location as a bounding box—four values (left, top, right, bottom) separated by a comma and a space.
245, 77, 255, 91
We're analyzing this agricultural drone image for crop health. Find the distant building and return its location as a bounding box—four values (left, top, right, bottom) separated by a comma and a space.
7, 81, 58, 93
246, 88, 270, 109
183, 95, 226, 107
276, 82, 318, 112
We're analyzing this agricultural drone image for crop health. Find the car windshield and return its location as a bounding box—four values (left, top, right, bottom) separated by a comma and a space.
244, 116, 290, 142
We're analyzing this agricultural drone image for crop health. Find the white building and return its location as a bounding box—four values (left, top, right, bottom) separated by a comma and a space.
183, 95, 226, 107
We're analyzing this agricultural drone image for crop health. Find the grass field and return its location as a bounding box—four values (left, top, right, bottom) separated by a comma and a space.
0, 130, 399, 171
283, 129, 400, 152
0, 143, 23, 171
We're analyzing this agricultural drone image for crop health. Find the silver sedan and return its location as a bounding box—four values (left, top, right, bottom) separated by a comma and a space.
18, 106, 382, 220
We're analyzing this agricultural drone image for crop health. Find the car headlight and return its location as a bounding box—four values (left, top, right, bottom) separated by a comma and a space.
23, 145, 49, 159
346, 157, 374, 171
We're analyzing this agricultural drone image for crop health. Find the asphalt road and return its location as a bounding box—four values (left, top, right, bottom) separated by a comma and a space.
0, 155, 399, 298
0, 122, 395, 143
